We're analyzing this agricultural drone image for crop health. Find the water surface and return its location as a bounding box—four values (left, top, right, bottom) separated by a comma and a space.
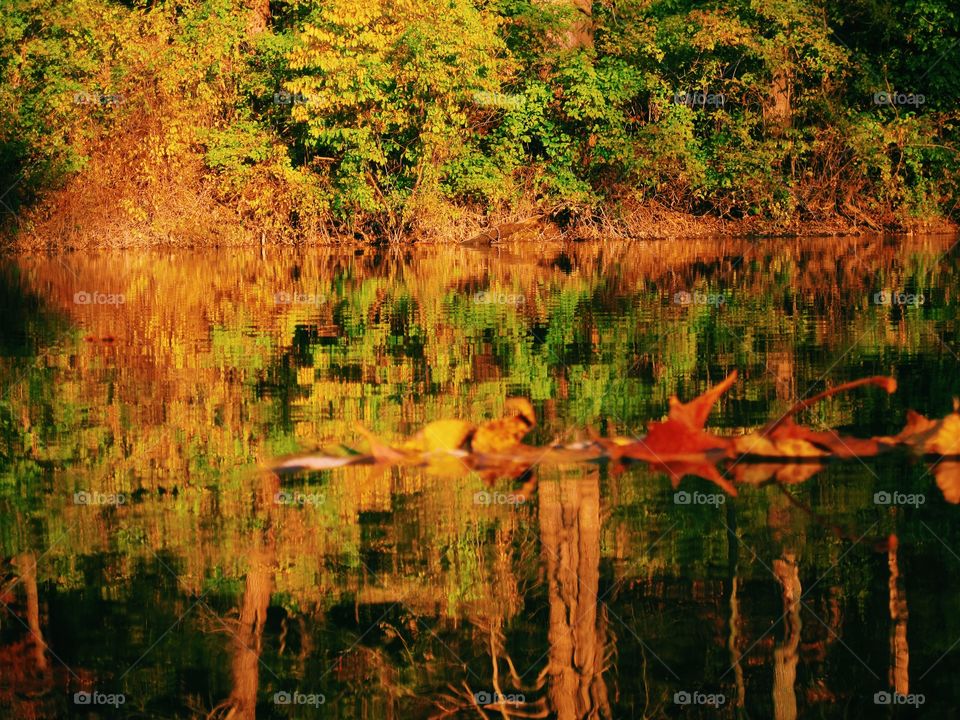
1, 236, 959, 718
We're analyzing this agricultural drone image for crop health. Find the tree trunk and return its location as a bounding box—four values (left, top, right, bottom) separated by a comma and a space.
245, 0, 270, 36
765, 44, 793, 133
540, 0, 594, 51
772, 554, 801, 720
15, 552, 48, 673
224, 473, 278, 720
888, 535, 909, 696
540, 468, 612, 720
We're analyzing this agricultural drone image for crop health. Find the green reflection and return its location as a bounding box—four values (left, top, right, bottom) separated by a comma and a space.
0, 236, 958, 718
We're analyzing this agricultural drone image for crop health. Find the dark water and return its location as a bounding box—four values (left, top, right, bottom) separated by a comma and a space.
1, 236, 959, 718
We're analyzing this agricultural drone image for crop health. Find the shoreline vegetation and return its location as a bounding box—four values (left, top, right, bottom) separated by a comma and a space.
2, 0, 958, 248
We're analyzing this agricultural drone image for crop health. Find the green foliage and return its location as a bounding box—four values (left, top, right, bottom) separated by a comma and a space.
285, 0, 505, 229
1, 0, 957, 237
0, 0, 121, 213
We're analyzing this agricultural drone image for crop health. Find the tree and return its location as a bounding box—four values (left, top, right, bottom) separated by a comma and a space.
286, 0, 505, 232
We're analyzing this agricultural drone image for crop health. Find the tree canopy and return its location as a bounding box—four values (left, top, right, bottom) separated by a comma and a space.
1, 0, 957, 243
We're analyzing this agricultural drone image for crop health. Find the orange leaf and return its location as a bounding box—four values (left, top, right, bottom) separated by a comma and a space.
934, 461, 960, 504
885, 409, 960, 455
637, 371, 737, 456
731, 418, 885, 459
731, 462, 824, 486
648, 458, 738, 496
668, 370, 739, 431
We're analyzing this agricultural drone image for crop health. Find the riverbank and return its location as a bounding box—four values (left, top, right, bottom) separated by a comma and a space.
4, 0, 957, 252
8, 190, 956, 250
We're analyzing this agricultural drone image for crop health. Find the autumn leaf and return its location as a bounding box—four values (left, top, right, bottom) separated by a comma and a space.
274, 454, 369, 473
731, 462, 824, 486
403, 419, 476, 453
727, 376, 898, 461
933, 461, 960, 504
625, 371, 737, 458
878, 401, 960, 507
762, 376, 897, 434
353, 422, 416, 463
886, 405, 960, 455
617, 371, 738, 493
402, 398, 536, 454
649, 457, 738, 496
883, 409, 939, 449
730, 418, 886, 459
471, 398, 537, 453
270, 377, 960, 504
274, 400, 540, 482
729, 431, 827, 459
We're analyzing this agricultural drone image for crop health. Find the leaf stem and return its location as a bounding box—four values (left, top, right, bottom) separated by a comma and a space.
765, 376, 897, 433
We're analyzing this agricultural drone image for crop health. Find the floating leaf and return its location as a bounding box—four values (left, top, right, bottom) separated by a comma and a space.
268, 376, 960, 503
274, 453, 370, 473
470, 398, 537, 453
731, 462, 825, 486
639, 371, 737, 455
934, 461, 960, 504
404, 419, 476, 452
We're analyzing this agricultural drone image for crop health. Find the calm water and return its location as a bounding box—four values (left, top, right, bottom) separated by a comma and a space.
1, 236, 959, 719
